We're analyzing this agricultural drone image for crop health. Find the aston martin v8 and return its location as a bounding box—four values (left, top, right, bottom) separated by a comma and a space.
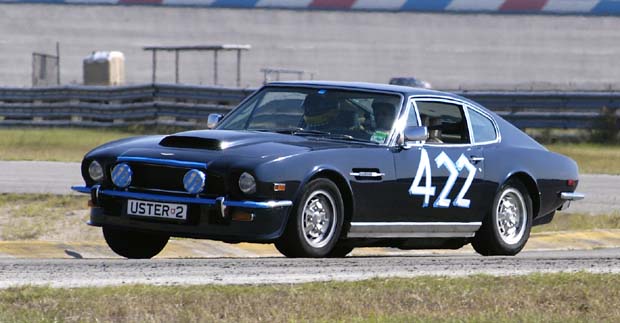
72, 81, 584, 258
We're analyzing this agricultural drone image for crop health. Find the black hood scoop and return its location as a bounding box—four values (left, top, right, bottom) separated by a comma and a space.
159, 135, 222, 150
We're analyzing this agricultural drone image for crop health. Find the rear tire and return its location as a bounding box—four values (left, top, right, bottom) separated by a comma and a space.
103, 226, 169, 259
275, 178, 344, 258
472, 180, 533, 256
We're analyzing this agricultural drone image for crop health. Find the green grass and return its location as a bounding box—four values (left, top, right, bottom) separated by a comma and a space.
0, 128, 134, 162
546, 143, 620, 175
0, 273, 619, 322
532, 212, 620, 233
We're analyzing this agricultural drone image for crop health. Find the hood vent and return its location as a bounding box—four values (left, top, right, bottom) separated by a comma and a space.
159, 136, 221, 150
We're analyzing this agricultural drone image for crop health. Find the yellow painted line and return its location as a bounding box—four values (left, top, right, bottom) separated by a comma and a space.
0, 240, 112, 258
0, 230, 619, 258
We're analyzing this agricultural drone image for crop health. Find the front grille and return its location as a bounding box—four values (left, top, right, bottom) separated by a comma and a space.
122, 163, 226, 195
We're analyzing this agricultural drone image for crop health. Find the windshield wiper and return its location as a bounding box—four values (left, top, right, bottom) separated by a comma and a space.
250, 128, 330, 135
249, 128, 375, 144
290, 129, 332, 136
322, 134, 377, 144
295, 130, 376, 144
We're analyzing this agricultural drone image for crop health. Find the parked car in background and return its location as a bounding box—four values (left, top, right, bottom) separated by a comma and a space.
389, 77, 432, 89
72, 81, 583, 259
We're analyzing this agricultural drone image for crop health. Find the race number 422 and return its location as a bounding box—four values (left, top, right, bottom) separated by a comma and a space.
408, 148, 477, 209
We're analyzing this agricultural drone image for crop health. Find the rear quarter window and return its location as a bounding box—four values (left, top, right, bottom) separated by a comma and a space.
468, 108, 497, 143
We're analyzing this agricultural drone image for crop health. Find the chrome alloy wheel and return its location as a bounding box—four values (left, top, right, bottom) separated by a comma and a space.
496, 188, 527, 245
302, 190, 337, 249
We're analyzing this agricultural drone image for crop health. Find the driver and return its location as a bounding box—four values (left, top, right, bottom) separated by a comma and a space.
302, 93, 339, 131
370, 101, 396, 143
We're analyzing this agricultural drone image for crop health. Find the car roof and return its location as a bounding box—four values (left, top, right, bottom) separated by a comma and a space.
267, 80, 443, 97
265, 80, 492, 115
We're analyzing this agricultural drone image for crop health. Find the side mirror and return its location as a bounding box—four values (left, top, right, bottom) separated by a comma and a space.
207, 113, 223, 129
404, 126, 428, 142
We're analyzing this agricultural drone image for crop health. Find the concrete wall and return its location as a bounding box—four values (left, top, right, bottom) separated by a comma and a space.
1, 4, 620, 89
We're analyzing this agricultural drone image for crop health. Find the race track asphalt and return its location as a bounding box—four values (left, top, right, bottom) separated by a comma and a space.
0, 248, 618, 288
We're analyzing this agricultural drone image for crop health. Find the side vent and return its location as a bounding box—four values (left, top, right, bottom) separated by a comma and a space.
350, 168, 384, 181
159, 136, 221, 150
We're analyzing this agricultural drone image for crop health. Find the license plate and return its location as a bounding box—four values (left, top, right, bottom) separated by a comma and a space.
126, 199, 187, 220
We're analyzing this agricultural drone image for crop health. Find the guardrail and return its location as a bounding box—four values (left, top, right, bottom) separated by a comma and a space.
0, 84, 253, 127
459, 91, 620, 130
0, 84, 617, 132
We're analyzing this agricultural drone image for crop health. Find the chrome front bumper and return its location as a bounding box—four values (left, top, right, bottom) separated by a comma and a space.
71, 185, 293, 209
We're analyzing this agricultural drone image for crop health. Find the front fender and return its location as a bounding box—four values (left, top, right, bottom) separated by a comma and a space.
284, 165, 354, 231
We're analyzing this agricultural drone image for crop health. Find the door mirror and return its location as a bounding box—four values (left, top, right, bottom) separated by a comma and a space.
404, 126, 428, 142
207, 113, 223, 129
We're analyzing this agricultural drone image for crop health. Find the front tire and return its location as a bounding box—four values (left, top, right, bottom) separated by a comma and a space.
103, 226, 169, 259
275, 178, 344, 258
326, 243, 354, 258
472, 180, 533, 256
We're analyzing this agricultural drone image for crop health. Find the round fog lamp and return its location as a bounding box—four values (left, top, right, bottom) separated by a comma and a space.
183, 169, 206, 194
111, 163, 132, 188
238, 172, 256, 194
88, 160, 104, 182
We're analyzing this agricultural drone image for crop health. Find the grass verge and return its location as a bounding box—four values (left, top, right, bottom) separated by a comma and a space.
546, 143, 620, 175
1, 273, 619, 322
532, 212, 620, 233
0, 194, 96, 241
0, 128, 133, 162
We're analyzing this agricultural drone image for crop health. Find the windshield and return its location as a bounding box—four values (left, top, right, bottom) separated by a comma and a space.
217, 86, 402, 144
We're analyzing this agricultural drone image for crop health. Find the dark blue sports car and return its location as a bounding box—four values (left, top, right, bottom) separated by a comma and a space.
72, 81, 584, 258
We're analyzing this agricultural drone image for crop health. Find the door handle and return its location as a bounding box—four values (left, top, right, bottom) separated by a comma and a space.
470, 156, 485, 163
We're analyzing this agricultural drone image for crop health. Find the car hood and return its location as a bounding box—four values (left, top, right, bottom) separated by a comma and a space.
112, 130, 354, 164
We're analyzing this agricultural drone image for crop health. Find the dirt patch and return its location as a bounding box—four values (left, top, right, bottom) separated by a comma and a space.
0, 194, 100, 242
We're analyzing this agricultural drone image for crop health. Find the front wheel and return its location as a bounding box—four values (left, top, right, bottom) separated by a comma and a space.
326, 243, 354, 258
103, 226, 169, 259
275, 178, 344, 258
472, 180, 533, 256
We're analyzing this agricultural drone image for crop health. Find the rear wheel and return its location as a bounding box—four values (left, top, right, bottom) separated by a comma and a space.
275, 178, 344, 258
103, 226, 169, 259
472, 180, 533, 256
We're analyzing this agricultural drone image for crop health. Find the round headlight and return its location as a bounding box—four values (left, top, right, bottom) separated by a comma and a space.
111, 163, 132, 188
88, 160, 104, 182
183, 169, 206, 195
238, 172, 256, 194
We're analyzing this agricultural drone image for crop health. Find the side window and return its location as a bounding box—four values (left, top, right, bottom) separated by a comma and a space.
416, 101, 470, 144
468, 108, 497, 143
